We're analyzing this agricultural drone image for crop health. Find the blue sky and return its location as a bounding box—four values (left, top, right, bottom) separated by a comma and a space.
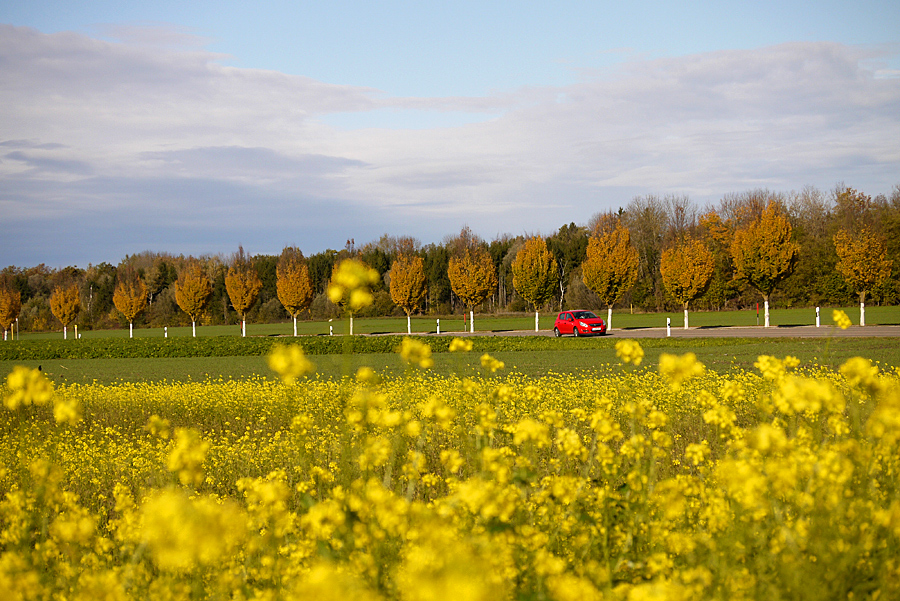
2, 1, 899, 267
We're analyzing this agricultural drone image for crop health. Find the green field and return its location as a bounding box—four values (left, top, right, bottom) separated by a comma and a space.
5, 336, 898, 385
10, 304, 900, 340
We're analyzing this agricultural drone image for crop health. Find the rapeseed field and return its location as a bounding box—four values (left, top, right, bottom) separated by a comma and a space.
2, 329, 899, 599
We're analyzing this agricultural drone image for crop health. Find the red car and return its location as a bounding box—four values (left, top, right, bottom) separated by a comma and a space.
553, 310, 607, 337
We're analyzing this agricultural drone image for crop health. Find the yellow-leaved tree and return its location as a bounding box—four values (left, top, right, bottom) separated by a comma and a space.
834, 226, 892, 326
276, 246, 314, 336
0, 285, 22, 340
511, 237, 559, 332
730, 202, 800, 327
448, 246, 497, 333
660, 236, 715, 329
113, 270, 148, 338
50, 283, 80, 339
175, 259, 212, 337
225, 247, 262, 337
389, 253, 427, 334
581, 223, 639, 330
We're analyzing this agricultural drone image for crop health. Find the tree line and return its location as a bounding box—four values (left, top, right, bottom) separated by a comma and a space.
1, 184, 898, 338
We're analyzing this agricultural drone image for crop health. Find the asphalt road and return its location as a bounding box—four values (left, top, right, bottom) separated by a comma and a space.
430, 325, 900, 338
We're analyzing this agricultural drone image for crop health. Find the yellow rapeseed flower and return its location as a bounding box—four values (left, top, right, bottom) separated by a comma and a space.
615, 339, 644, 366
480, 354, 505, 373
658, 353, 705, 391
4, 366, 54, 410
833, 309, 852, 329
449, 337, 473, 352
399, 337, 434, 369
267, 344, 315, 384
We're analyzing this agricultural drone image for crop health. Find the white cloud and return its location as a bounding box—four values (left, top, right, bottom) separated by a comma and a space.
1, 24, 898, 266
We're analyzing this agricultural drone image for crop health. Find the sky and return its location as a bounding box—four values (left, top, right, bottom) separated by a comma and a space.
2, 0, 899, 268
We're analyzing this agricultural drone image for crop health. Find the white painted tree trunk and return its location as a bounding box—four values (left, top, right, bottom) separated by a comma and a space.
860, 301, 865, 326
684, 308, 689, 329
242, 320, 246, 337
535, 310, 539, 332
764, 300, 770, 327
293, 316, 298, 336
607, 306, 612, 330
192, 320, 196, 337
350, 316, 354, 336
470, 310, 474, 333
129, 322, 133, 338
407, 314, 412, 334
64, 325, 67, 340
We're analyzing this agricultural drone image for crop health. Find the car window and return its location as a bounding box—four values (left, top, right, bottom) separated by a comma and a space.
573, 311, 597, 319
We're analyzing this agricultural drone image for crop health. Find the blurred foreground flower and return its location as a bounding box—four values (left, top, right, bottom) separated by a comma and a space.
449, 337, 473, 352
480, 353, 505, 373
327, 259, 380, 312
399, 337, 434, 369
268, 344, 315, 384
615, 339, 644, 366
4, 365, 54, 410
833, 309, 851, 330
659, 352, 705, 391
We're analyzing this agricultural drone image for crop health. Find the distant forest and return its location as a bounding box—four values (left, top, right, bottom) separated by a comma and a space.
2, 185, 899, 333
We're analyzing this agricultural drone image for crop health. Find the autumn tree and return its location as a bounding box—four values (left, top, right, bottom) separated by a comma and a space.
834, 227, 893, 326
174, 259, 212, 337
113, 270, 148, 338
448, 246, 498, 333
276, 247, 314, 336
511, 237, 559, 332
225, 246, 262, 337
660, 237, 715, 329
731, 202, 800, 327
581, 223, 639, 330
389, 253, 427, 334
0, 286, 22, 340
50, 284, 80, 339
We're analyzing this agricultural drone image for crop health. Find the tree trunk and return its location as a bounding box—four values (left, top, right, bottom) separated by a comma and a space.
764, 296, 770, 328
470, 310, 474, 333
407, 313, 412, 335
860, 291, 866, 327
350, 315, 354, 336
293, 315, 298, 336
607, 306, 613, 330
192, 320, 196, 338
129, 321, 133, 338
64, 325, 67, 340
242, 319, 246, 337
534, 310, 539, 332
683, 306, 689, 330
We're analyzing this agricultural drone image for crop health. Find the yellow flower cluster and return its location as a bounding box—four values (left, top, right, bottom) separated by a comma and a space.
268, 343, 316, 384
615, 339, 644, 366
327, 259, 380, 312
833, 308, 852, 329
1, 351, 899, 600
398, 337, 434, 369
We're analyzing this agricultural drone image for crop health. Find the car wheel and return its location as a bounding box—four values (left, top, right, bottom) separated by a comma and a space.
553, 327, 561, 337
573, 327, 580, 337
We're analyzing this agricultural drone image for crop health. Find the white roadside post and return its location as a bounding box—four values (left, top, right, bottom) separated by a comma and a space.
437, 319, 440, 335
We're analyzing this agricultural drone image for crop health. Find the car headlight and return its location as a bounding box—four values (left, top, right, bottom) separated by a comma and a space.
579, 321, 588, 327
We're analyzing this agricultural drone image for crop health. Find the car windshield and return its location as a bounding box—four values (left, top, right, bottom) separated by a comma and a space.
572, 311, 597, 319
